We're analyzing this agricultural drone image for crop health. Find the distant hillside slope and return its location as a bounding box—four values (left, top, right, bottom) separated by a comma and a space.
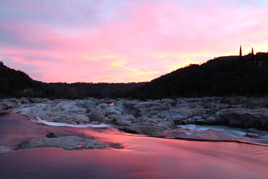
0, 62, 43, 97
138, 53, 268, 98
0, 61, 142, 98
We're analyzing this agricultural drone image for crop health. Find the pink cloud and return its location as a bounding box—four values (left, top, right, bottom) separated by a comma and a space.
1, 1, 268, 83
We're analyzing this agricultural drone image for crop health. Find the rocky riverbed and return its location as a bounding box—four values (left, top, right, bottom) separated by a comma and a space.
1, 97, 268, 145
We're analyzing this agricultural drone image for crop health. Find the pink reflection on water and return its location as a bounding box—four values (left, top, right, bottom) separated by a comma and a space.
73, 126, 268, 178
2, 137, 267, 179
1, 114, 268, 179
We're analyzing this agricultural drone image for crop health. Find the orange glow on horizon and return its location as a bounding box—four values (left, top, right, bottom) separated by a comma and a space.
1, 1, 267, 83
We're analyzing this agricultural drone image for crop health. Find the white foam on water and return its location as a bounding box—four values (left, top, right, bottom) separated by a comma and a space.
178, 124, 247, 136
34, 117, 110, 128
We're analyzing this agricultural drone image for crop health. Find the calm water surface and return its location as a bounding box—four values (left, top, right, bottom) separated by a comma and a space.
0, 114, 268, 179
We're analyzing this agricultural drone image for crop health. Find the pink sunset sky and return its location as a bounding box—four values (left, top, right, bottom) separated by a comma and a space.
0, 0, 268, 83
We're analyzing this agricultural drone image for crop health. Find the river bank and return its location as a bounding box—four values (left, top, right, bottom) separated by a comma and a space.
1, 96, 268, 145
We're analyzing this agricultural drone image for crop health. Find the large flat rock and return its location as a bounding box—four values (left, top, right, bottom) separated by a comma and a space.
19, 136, 107, 150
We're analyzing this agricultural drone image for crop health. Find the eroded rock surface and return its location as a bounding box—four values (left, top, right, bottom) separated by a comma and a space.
2, 96, 268, 134
18, 136, 107, 150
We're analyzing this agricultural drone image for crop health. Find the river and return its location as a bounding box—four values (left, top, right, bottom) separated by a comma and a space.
0, 113, 267, 179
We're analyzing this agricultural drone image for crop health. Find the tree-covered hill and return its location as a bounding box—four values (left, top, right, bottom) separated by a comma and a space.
1, 52, 268, 98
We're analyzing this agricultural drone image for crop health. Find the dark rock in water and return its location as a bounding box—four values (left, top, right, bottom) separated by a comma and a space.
46, 132, 57, 138
118, 127, 139, 134
0, 103, 11, 115
0, 104, 9, 111
18, 136, 107, 150
109, 143, 124, 149
0, 110, 9, 116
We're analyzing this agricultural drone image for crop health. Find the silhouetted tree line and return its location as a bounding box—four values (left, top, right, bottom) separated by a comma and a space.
0, 61, 143, 98
1, 52, 268, 99
138, 52, 268, 98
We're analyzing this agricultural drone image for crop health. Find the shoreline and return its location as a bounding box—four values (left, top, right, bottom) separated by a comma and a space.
1, 96, 268, 146
0, 112, 267, 156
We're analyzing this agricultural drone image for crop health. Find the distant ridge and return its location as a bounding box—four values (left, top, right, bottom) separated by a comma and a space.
1, 52, 268, 98
139, 52, 268, 98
